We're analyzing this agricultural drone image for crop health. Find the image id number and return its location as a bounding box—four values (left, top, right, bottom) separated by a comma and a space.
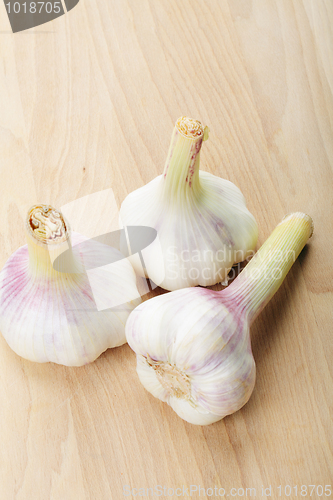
5, 1, 62, 14
277, 485, 332, 496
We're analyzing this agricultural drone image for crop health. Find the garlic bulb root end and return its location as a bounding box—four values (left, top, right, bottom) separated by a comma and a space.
146, 354, 192, 401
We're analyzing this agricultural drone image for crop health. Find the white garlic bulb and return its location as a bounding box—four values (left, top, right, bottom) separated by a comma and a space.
0, 205, 141, 366
126, 213, 313, 425
120, 116, 258, 291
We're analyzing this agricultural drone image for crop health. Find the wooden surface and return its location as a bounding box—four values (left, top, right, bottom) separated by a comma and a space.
1, 0, 332, 498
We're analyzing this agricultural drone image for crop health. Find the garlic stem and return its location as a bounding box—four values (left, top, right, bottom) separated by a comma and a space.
226, 212, 313, 322
162, 117, 209, 198
26, 205, 82, 278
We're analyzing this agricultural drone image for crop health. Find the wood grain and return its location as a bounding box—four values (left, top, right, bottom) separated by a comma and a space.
0, 0, 332, 498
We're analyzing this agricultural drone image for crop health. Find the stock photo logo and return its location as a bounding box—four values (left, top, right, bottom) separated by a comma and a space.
56, 189, 164, 312
53, 225, 161, 311
3, 0, 80, 33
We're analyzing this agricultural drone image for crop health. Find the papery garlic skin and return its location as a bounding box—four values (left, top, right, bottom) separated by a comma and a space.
126, 213, 313, 425
127, 288, 255, 425
0, 205, 141, 366
120, 117, 258, 291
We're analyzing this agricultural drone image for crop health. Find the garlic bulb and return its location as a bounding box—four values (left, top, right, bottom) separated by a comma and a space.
120, 116, 258, 291
0, 205, 141, 366
126, 213, 313, 425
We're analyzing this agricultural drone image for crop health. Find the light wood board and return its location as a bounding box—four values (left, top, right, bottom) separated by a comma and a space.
0, 0, 332, 498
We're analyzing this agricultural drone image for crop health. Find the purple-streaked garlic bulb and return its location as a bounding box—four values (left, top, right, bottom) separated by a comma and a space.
120, 116, 258, 291
126, 213, 313, 425
0, 205, 141, 366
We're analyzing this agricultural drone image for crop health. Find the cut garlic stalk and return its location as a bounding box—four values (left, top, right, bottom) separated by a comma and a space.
0, 205, 141, 366
126, 213, 313, 425
120, 116, 258, 291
